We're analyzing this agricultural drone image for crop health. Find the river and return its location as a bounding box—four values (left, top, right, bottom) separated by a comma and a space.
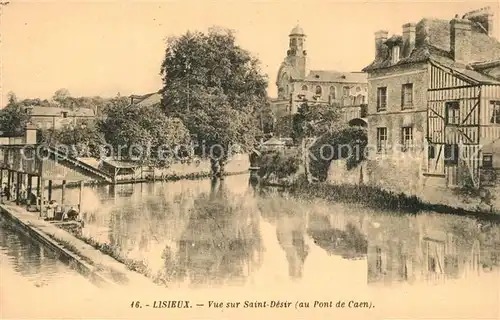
2, 173, 500, 319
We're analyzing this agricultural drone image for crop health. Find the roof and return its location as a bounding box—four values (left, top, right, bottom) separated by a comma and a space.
290, 25, 305, 36
102, 158, 141, 169
24, 106, 95, 117
305, 70, 368, 83
130, 92, 162, 107
363, 17, 500, 84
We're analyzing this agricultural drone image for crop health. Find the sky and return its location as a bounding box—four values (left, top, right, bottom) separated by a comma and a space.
1, 0, 499, 107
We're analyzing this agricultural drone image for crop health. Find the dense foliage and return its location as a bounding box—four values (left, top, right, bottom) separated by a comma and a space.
0, 101, 30, 137
160, 27, 268, 176
291, 102, 342, 143
257, 150, 300, 184
99, 97, 190, 165
39, 121, 106, 158
309, 126, 368, 181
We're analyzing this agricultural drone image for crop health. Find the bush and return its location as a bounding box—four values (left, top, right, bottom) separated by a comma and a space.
257, 150, 300, 182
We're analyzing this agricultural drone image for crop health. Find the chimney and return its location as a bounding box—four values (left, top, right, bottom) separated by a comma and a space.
374, 30, 389, 59
402, 23, 416, 58
463, 6, 496, 38
450, 16, 472, 64
25, 122, 37, 145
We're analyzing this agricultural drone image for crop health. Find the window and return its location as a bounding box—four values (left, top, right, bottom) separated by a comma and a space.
428, 145, 436, 159
401, 127, 413, 151
377, 87, 387, 111
490, 101, 500, 124
343, 86, 350, 97
401, 83, 413, 108
355, 95, 364, 105
301, 85, 308, 91
329, 86, 336, 99
444, 144, 459, 166
315, 85, 322, 95
392, 46, 400, 64
376, 127, 388, 153
445, 101, 460, 125
62, 111, 68, 118
483, 154, 493, 168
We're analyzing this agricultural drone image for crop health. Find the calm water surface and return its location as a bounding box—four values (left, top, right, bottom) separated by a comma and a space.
3, 174, 500, 318
49, 174, 500, 289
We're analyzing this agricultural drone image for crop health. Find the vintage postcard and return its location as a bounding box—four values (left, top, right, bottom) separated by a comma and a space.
1, 0, 499, 319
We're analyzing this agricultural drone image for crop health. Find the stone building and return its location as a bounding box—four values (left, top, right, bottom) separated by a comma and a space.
271, 25, 368, 124
362, 6, 500, 198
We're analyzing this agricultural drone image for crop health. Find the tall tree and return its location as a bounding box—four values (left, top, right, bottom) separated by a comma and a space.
160, 27, 268, 177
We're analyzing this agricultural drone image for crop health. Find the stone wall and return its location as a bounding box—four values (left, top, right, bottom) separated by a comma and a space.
154, 153, 250, 178
326, 159, 365, 185
325, 153, 494, 212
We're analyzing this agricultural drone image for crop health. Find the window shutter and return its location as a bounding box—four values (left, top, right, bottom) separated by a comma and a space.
376, 89, 380, 110
401, 85, 405, 108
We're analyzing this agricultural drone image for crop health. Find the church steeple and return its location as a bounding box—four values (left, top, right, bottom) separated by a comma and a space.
286, 24, 307, 78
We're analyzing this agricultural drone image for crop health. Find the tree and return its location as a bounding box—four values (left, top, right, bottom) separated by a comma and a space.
160, 27, 268, 178
39, 121, 107, 158
7, 91, 17, 105
100, 97, 190, 165
53, 88, 71, 105
290, 102, 343, 182
291, 102, 342, 143
275, 114, 294, 138
0, 98, 30, 136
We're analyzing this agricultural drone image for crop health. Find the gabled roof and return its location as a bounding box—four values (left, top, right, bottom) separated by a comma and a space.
305, 70, 367, 83
363, 18, 500, 83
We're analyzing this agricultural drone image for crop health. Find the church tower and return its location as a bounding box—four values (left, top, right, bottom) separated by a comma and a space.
286, 25, 307, 79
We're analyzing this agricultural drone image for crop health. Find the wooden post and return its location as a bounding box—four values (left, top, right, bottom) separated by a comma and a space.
61, 180, 66, 206
6, 170, 11, 200
36, 176, 41, 199
27, 174, 32, 206
48, 180, 52, 202
39, 178, 44, 217
15, 172, 21, 205
78, 180, 84, 212
0, 169, 3, 187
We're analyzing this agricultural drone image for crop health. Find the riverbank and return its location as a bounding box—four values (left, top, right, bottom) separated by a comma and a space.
283, 181, 500, 222
0, 203, 157, 289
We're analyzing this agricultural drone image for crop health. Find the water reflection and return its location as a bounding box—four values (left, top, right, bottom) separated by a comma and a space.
367, 214, 500, 285
49, 174, 500, 289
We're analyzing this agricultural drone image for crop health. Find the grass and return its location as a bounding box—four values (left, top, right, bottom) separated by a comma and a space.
285, 179, 500, 222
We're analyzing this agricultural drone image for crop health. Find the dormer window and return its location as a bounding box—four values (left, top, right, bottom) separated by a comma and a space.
315, 74, 320, 79
392, 46, 400, 64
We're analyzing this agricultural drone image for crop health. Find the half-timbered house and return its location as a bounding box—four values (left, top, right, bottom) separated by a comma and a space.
363, 7, 500, 193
